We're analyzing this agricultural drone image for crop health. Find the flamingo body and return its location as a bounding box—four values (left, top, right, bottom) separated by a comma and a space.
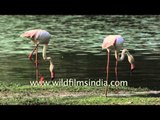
102, 35, 124, 50
102, 35, 135, 96
20, 29, 55, 81
21, 29, 51, 44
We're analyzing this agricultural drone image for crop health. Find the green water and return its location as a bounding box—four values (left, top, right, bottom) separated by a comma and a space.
0, 15, 160, 90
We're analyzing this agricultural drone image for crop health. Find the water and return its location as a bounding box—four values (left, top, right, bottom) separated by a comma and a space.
0, 15, 160, 90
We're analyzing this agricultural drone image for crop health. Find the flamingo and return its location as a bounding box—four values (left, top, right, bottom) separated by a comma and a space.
102, 35, 135, 96
20, 29, 55, 82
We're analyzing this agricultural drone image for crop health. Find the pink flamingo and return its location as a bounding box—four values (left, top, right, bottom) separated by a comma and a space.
102, 35, 135, 96
20, 29, 55, 82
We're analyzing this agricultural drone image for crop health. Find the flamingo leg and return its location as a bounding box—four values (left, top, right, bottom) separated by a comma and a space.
115, 51, 118, 81
28, 44, 39, 60
29, 52, 44, 81
105, 49, 110, 97
35, 46, 39, 81
29, 44, 44, 83
115, 50, 119, 94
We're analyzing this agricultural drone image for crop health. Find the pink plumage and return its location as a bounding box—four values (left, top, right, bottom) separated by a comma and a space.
20, 29, 51, 44
102, 35, 124, 50
20, 29, 55, 81
102, 35, 135, 96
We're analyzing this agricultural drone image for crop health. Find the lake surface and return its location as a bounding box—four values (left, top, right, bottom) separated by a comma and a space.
0, 15, 160, 90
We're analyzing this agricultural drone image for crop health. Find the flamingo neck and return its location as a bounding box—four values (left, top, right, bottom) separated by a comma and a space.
118, 49, 133, 61
117, 49, 135, 71
115, 49, 125, 61
119, 49, 127, 61
42, 44, 54, 73
121, 49, 134, 63
42, 44, 48, 60
115, 49, 132, 61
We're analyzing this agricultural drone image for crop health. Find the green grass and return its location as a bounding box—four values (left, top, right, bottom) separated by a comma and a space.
1, 95, 160, 105
0, 82, 159, 105
0, 82, 149, 92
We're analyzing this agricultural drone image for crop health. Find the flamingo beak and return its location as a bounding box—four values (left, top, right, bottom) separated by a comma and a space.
131, 64, 135, 72
51, 71, 55, 80
39, 76, 44, 85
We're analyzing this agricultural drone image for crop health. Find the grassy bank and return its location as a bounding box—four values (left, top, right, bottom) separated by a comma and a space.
0, 82, 160, 105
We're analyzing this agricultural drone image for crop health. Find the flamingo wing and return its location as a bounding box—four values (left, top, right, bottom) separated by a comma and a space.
20, 29, 42, 39
102, 35, 116, 49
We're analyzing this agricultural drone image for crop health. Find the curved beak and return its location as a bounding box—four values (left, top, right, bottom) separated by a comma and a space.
51, 71, 55, 80
131, 63, 135, 72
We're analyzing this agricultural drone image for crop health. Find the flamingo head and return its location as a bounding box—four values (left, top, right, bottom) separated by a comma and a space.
51, 71, 55, 80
